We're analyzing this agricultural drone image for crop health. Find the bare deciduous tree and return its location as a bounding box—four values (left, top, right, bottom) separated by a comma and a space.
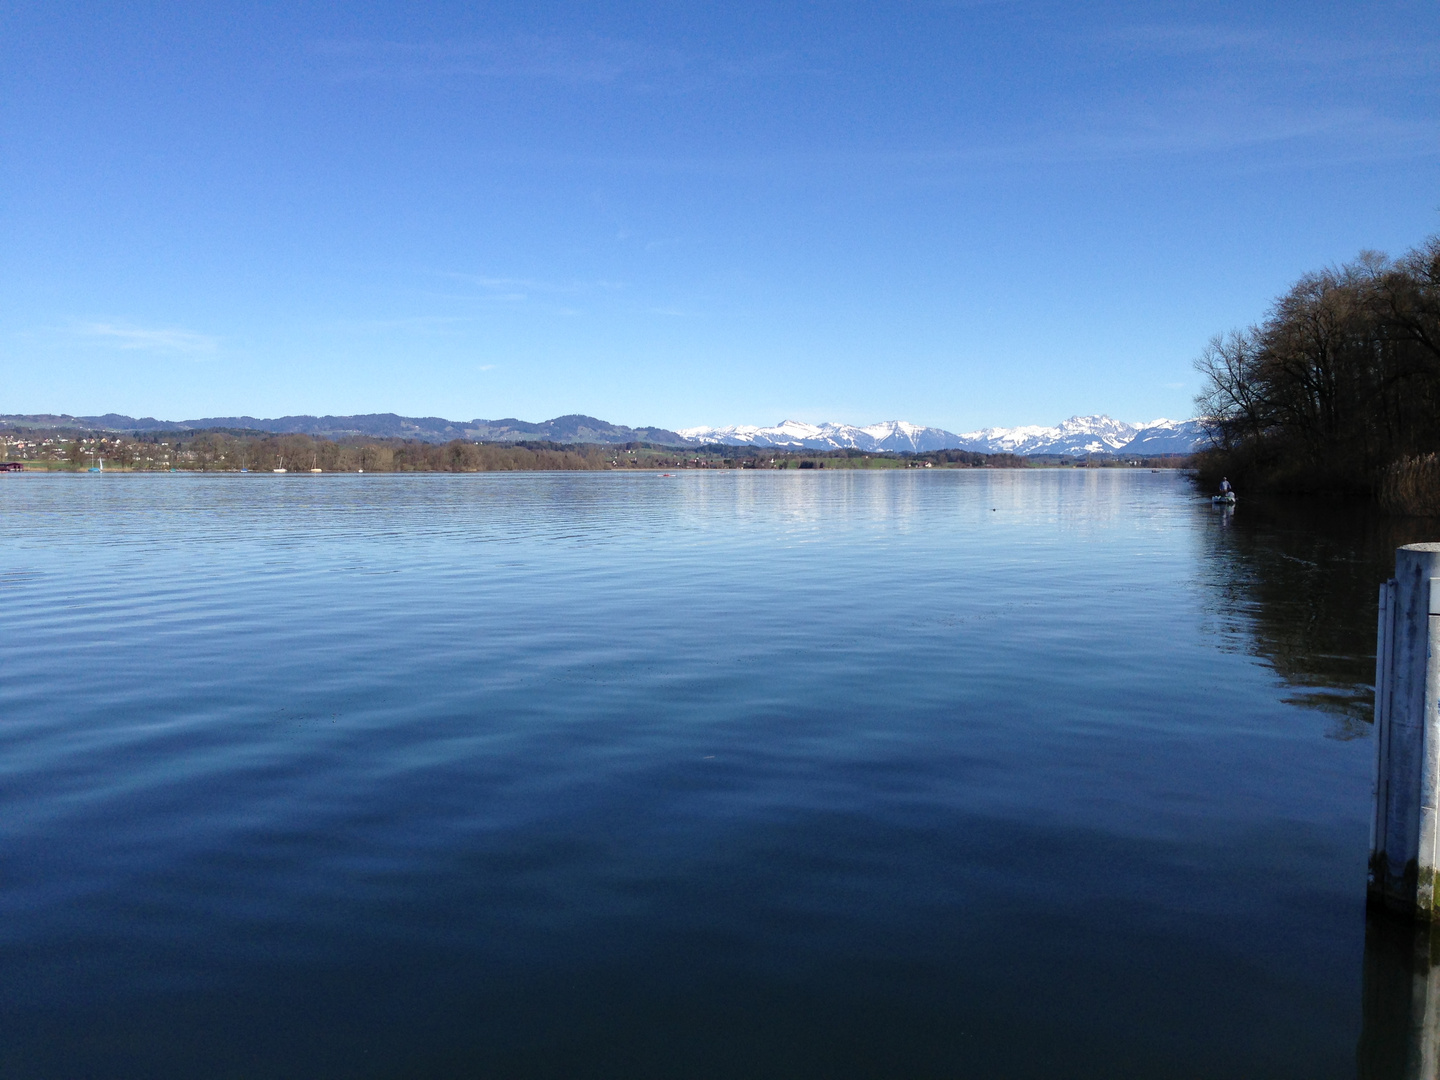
1194, 234, 1440, 495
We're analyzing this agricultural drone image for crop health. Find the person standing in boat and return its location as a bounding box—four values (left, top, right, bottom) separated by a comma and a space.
1220, 477, 1233, 498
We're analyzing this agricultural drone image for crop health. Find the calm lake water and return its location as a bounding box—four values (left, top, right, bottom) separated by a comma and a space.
0, 469, 1429, 1078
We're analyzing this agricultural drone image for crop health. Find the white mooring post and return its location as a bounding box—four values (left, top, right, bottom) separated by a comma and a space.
1371, 543, 1440, 918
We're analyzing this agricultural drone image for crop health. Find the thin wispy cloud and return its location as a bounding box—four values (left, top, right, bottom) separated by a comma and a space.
440, 271, 627, 297
77, 323, 218, 355
391, 93, 1434, 181
1103, 24, 1270, 54
316, 36, 670, 86
326, 315, 472, 333
390, 270, 626, 317
1096, 22, 1440, 76
455, 115, 1432, 194
992, 107, 1435, 165
313, 34, 790, 95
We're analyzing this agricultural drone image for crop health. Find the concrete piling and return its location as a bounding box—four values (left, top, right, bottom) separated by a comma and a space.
1371, 543, 1440, 918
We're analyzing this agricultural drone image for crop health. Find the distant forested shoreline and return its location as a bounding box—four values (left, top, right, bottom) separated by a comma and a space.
0, 427, 1187, 473
1194, 233, 1440, 511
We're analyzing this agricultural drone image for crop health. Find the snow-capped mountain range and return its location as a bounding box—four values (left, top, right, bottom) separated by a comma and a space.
677, 416, 1207, 455
676, 419, 958, 453
5, 410, 1207, 455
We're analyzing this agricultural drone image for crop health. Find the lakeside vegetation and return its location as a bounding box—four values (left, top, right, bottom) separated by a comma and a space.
0, 427, 1188, 473
1194, 232, 1440, 509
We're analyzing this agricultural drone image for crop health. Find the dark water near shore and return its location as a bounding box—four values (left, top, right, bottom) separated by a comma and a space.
0, 470, 1430, 1078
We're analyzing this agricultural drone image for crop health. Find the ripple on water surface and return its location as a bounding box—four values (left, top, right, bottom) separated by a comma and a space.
0, 470, 1399, 1078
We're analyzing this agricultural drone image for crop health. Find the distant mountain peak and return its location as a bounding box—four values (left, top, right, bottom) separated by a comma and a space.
676, 418, 965, 452
0, 411, 1209, 455
954, 415, 1207, 455
0, 412, 686, 446
680, 415, 1207, 455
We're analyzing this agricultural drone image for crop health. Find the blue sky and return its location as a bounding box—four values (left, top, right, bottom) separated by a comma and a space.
2, 1, 1437, 431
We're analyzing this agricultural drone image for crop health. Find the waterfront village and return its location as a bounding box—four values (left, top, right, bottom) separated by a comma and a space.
0, 430, 1185, 474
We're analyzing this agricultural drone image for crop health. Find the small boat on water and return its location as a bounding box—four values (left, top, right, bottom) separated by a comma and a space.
1212, 493, 1236, 505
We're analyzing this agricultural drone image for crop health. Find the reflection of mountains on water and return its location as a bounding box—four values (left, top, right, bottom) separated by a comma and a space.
1201, 498, 1440, 737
